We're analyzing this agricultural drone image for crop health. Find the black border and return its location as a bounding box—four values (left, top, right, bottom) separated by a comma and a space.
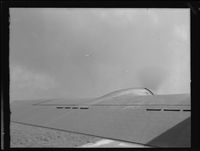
2, 1, 195, 8
2, 0, 200, 150
190, 1, 199, 150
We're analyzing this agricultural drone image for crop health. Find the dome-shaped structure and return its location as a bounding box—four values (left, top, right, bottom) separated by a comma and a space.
99, 87, 154, 100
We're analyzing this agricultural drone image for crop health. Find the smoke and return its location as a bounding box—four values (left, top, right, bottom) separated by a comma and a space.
137, 66, 167, 93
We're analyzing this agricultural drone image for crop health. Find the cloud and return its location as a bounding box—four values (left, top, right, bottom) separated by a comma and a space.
86, 8, 154, 29
92, 8, 161, 29
10, 8, 190, 99
137, 66, 168, 93
10, 65, 58, 100
146, 9, 159, 27
173, 24, 189, 42
155, 23, 190, 94
10, 65, 57, 90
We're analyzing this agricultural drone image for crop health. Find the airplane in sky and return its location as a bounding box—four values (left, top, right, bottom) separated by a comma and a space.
11, 88, 190, 148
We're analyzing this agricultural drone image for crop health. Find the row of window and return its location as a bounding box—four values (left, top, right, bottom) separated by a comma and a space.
56, 106, 190, 112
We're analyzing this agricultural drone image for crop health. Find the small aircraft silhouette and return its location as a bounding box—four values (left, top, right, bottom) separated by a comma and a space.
11, 88, 190, 147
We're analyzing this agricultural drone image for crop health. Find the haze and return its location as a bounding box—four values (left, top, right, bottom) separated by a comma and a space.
9, 8, 190, 101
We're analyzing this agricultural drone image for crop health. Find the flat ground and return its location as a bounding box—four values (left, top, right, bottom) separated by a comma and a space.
10, 122, 101, 148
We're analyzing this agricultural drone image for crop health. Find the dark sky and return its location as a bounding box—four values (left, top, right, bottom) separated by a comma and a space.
9, 8, 190, 101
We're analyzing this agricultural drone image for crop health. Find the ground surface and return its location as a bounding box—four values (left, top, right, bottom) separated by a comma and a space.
10, 122, 147, 148
10, 122, 101, 148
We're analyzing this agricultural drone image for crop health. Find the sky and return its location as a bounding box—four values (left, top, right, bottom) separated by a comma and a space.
9, 8, 190, 101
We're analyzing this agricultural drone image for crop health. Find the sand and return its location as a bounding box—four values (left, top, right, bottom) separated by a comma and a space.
10, 122, 101, 148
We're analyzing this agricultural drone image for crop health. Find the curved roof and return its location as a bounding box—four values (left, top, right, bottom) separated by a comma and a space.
99, 87, 154, 99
